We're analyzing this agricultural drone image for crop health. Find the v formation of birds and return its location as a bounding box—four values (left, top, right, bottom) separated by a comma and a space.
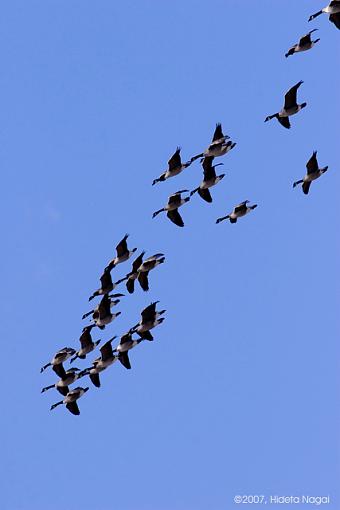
40, 2, 338, 415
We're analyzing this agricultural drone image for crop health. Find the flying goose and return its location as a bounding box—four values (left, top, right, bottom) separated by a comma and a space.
113, 331, 143, 370
85, 337, 118, 388
82, 293, 124, 320
190, 157, 225, 203
132, 301, 166, 341
89, 268, 125, 301
152, 147, 192, 185
264, 81, 306, 129
105, 235, 137, 271
50, 386, 89, 415
40, 347, 76, 373
70, 325, 101, 363
137, 253, 165, 292
121, 251, 145, 294
285, 30, 320, 57
90, 293, 121, 330
41, 366, 87, 396
216, 201, 258, 224
309, 1, 340, 29
152, 190, 190, 227
191, 123, 236, 161
293, 151, 328, 194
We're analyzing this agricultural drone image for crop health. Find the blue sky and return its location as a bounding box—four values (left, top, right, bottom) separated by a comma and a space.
1, 1, 339, 509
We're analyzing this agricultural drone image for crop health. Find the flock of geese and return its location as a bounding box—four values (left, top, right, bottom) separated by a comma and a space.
41, 2, 337, 415
41, 235, 165, 415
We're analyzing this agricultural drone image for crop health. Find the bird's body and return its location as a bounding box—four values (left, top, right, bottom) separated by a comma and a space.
41, 366, 86, 396
153, 147, 192, 185
50, 386, 89, 415
264, 81, 306, 129
91, 294, 121, 329
85, 337, 118, 387
82, 293, 124, 321
105, 235, 137, 271
190, 157, 225, 203
89, 268, 124, 301
113, 332, 143, 369
191, 123, 236, 161
40, 347, 76, 373
152, 190, 190, 227
293, 151, 328, 194
309, 1, 340, 29
216, 200, 258, 224
70, 325, 101, 363
132, 301, 166, 340
285, 30, 320, 57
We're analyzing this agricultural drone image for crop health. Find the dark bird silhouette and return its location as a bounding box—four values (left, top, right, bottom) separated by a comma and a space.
285, 30, 320, 57
190, 157, 225, 203
50, 387, 89, 415
152, 190, 190, 227
264, 81, 306, 129
293, 151, 328, 194
105, 234, 137, 271
216, 201, 258, 224
152, 147, 192, 185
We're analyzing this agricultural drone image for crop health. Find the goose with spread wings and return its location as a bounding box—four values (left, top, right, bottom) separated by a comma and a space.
190, 157, 225, 203
309, 1, 340, 29
50, 386, 89, 416
264, 81, 306, 129
285, 30, 320, 57
152, 147, 192, 185
216, 201, 258, 224
152, 190, 190, 227
191, 123, 236, 161
293, 151, 328, 195
105, 234, 137, 272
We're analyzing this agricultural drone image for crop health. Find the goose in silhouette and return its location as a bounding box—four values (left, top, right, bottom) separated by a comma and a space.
85, 337, 118, 388
50, 386, 89, 415
82, 293, 124, 320
105, 235, 137, 271
137, 253, 165, 291
285, 30, 320, 57
190, 157, 225, 203
89, 293, 121, 330
191, 123, 236, 161
264, 81, 306, 129
293, 151, 328, 194
152, 190, 190, 227
152, 147, 192, 185
41, 366, 87, 396
216, 201, 258, 224
70, 325, 101, 363
89, 268, 126, 301
132, 301, 166, 341
121, 251, 145, 294
309, 1, 340, 29
113, 331, 143, 370
40, 347, 76, 373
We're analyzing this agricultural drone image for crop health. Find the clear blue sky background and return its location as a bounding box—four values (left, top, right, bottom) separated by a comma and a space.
1, 1, 339, 509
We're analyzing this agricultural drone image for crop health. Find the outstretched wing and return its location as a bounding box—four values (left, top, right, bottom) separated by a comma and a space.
98, 294, 111, 318
53, 363, 66, 379
90, 373, 101, 388
100, 269, 112, 289
198, 188, 212, 203
168, 147, 182, 170
299, 33, 312, 46
277, 116, 291, 129
329, 13, 340, 29
302, 181, 311, 195
141, 302, 157, 322
116, 235, 128, 257
66, 402, 80, 415
202, 157, 216, 181
138, 271, 149, 291
126, 276, 135, 294
100, 340, 114, 361
167, 209, 184, 227
284, 81, 303, 110
119, 351, 131, 370
234, 202, 247, 214
306, 151, 318, 174
131, 252, 145, 273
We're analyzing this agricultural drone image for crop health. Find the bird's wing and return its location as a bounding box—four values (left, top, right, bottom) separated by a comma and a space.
100, 340, 114, 361
116, 235, 128, 257
330, 1, 340, 7
284, 81, 302, 110
100, 269, 112, 289
79, 329, 92, 349
329, 13, 340, 29
302, 181, 311, 195
98, 295, 111, 318
66, 402, 80, 415
202, 157, 216, 180
306, 151, 318, 174
141, 302, 157, 322
90, 373, 101, 388
168, 192, 181, 205
168, 147, 182, 170
137, 271, 149, 291
53, 363, 66, 379
58, 385, 69, 396
234, 202, 247, 214
212, 123, 224, 142
126, 277, 135, 294
198, 188, 212, 203
277, 116, 291, 129
119, 351, 131, 370
120, 332, 132, 345
131, 252, 144, 273
167, 209, 184, 227
299, 33, 312, 46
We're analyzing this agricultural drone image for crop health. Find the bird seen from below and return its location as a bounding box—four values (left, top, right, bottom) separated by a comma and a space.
293, 151, 328, 194
152, 147, 192, 185
285, 30, 320, 57
190, 156, 225, 203
309, 1, 340, 29
216, 201, 258, 224
152, 190, 190, 227
50, 386, 89, 415
105, 234, 137, 271
264, 81, 306, 129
